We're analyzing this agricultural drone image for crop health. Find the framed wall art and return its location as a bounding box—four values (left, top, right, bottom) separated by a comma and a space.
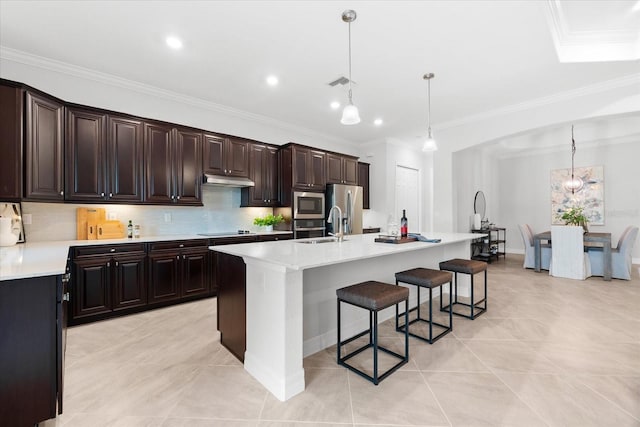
551, 165, 604, 225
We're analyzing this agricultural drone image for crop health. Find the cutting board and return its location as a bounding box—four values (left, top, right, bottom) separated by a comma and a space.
77, 207, 106, 240
96, 220, 126, 239
374, 236, 418, 244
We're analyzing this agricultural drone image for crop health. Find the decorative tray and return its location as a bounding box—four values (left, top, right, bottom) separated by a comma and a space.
374, 235, 418, 244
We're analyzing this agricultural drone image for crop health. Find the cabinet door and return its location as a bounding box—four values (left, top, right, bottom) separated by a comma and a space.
291, 146, 310, 189
242, 143, 268, 206
309, 149, 326, 190
325, 153, 343, 185
216, 252, 246, 361
226, 138, 249, 177
181, 247, 209, 297
265, 147, 278, 204
343, 157, 358, 185
203, 133, 225, 175
147, 250, 181, 303
108, 116, 143, 202
175, 128, 202, 205
25, 92, 64, 201
0, 84, 23, 200
357, 162, 370, 209
112, 253, 146, 311
72, 257, 111, 319
144, 122, 174, 203
65, 108, 107, 201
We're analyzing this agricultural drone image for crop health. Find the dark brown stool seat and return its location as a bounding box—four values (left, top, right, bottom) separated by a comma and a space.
395, 268, 453, 344
337, 281, 409, 385
439, 258, 487, 319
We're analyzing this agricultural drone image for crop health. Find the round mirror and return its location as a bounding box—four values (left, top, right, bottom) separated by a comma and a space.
474, 191, 486, 220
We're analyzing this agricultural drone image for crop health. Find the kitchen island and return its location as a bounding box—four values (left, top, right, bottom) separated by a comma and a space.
211, 232, 480, 401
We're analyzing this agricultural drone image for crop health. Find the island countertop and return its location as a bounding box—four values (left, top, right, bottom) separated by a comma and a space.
211, 232, 482, 271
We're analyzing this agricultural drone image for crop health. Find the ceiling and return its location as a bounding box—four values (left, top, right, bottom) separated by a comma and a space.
1, 0, 639, 148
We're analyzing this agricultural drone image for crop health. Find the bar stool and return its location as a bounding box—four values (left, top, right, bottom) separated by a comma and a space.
395, 268, 453, 344
336, 281, 409, 385
439, 258, 487, 319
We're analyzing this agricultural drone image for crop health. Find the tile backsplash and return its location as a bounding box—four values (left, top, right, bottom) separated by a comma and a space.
21, 186, 278, 242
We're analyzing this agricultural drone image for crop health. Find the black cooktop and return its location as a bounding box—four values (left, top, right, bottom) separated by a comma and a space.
197, 230, 254, 237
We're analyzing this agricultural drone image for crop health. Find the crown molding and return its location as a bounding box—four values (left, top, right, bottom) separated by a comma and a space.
0, 46, 356, 148
437, 73, 640, 132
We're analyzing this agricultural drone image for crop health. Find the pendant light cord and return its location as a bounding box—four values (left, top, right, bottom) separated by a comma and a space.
571, 125, 576, 194
427, 77, 432, 137
348, 21, 353, 103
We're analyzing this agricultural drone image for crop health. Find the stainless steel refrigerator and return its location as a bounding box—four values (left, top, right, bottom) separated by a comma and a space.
325, 184, 363, 235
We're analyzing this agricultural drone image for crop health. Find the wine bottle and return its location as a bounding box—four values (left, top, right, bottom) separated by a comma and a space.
400, 209, 408, 238
127, 220, 133, 239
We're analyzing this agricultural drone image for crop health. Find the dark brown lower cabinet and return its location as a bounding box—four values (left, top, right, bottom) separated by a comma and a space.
216, 252, 247, 361
147, 240, 210, 305
0, 274, 66, 426
70, 244, 146, 325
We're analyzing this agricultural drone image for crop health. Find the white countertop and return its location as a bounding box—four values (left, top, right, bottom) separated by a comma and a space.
0, 231, 292, 281
211, 232, 481, 271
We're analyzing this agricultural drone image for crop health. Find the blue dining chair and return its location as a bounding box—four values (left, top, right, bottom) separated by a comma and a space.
588, 226, 638, 280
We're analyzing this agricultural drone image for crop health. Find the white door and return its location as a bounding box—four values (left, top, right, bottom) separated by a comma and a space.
395, 165, 421, 232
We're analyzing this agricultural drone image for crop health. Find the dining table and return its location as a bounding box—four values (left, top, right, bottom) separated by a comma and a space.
533, 231, 612, 281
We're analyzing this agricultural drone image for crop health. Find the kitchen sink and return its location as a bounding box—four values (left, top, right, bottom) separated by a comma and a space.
297, 237, 346, 244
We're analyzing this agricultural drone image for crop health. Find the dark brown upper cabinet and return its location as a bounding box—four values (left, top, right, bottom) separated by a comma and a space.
65, 107, 108, 201
203, 134, 249, 178
326, 153, 358, 186
357, 161, 370, 209
144, 123, 202, 205
0, 82, 23, 201
25, 91, 65, 201
241, 143, 278, 207
278, 143, 327, 207
292, 145, 326, 191
66, 108, 144, 203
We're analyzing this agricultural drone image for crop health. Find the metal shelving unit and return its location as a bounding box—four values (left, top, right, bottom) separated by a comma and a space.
470, 227, 506, 263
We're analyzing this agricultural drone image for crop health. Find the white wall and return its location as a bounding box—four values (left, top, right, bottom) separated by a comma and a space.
457, 138, 640, 261
360, 139, 433, 233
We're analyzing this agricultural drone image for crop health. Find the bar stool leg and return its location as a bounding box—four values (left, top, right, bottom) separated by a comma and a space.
373, 310, 378, 385
336, 299, 341, 364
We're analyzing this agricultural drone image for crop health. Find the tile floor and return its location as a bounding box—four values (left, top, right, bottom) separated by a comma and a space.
44, 256, 640, 426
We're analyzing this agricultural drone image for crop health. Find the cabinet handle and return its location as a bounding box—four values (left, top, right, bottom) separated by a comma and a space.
115, 261, 119, 267
179, 244, 184, 248
101, 192, 105, 197
107, 262, 110, 267
62, 292, 70, 302
177, 196, 180, 200
171, 195, 175, 200
183, 255, 186, 260
60, 191, 64, 196
110, 248, 116, 252
176, 255, 180, 260
109, 193, 113, 198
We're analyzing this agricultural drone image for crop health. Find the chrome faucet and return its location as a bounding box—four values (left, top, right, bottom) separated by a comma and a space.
327, 205, 344, 242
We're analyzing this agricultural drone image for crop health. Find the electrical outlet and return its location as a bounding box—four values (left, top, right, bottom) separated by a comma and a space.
107, 212, 117, 220
164, 213, 171, 223
22, 213, 32, 225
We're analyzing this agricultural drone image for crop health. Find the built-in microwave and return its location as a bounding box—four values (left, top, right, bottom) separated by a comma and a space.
293, 191, 325, 219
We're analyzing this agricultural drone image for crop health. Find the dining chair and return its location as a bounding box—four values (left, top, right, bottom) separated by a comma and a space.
518, 224, 551, 270
549, 225, 591, 280
588, 226, 638, 280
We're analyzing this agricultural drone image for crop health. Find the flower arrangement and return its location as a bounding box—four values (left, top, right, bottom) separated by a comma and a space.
253, 213, 284, 227
560, 206, 588, 231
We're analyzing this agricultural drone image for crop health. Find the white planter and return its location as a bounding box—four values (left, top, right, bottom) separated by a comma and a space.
265, 225, 274, 232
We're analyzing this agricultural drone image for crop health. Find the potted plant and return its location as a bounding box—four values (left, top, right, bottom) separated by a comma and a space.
560, 206, 589, 233
253, 213, 284, 232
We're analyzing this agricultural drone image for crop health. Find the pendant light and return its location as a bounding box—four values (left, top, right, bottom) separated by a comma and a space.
422, 73, 438, 151
563, 125, 583, 193
341, 10, 360, 125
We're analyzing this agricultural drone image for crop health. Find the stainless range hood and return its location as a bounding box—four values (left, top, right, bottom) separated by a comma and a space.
203, 174, 255, 188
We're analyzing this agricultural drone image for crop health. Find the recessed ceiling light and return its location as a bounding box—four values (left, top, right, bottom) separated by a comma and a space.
166, 36, 183, 50
330, 101, 341, 110
374, 118, 383, 126
266, 75, 279, 86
